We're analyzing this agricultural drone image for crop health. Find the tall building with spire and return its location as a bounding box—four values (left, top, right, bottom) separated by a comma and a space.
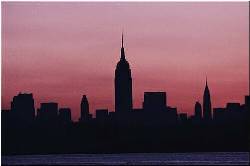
203, 78, 212, 121
115, 33, 133, 112
79, 95, 91, 121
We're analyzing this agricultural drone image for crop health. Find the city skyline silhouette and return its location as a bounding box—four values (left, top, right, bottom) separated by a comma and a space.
2, 54, 249, 154
2, 33, 249, 122
3, 34, 249, 122
1, 2, 249, 156
2, 2, 249, 121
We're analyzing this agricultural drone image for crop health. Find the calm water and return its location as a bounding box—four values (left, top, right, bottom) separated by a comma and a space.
2, 152, 249, 165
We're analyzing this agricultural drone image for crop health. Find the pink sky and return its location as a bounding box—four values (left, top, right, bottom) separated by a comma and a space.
2, 2, 249, 121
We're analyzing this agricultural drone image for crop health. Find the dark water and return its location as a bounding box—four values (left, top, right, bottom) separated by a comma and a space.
2, 152, 249, 165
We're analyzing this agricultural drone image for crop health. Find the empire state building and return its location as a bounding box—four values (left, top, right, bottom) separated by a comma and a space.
115, 34, 133, 112
203, 78, 212, 121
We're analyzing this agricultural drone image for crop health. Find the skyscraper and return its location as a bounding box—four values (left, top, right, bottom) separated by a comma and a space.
115, 34, 133, 112
38, 102, 58, 122
80, 95, 91, 121
143, 92, 167, 112
59, 108, 72, 123
194, 101, 202, 119
11, 93, 35, 123
203, 78, 212, 121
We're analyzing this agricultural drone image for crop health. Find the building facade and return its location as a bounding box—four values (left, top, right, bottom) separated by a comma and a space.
115, 34, 133, 112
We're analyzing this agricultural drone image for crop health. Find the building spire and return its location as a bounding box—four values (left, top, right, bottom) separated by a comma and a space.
206, 76, 208, 87
122, 32, 124, 48
120, 32, 125, 60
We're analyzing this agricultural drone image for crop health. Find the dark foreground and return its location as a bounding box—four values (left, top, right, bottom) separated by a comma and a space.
2, 120, 249, 155
2, 152, 249, 165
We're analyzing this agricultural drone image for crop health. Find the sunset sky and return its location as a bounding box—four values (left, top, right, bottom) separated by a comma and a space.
2, 2, 249, 121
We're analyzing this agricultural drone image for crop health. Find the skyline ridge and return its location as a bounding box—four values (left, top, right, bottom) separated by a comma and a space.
2, 35, 248, 122
2, 2, 248, 121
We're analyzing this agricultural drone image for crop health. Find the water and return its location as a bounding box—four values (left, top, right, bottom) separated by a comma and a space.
2, 152, 249, 165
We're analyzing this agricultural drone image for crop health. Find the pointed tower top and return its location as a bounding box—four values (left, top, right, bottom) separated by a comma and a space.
122, 32, 124, 48
120, 32, 126, 60
206, 76, 208, 87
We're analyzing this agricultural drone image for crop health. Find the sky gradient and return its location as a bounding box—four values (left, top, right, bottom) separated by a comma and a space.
2, 2, 249, 121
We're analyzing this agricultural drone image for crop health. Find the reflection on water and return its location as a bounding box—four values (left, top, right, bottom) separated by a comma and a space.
2, 152, 249, 165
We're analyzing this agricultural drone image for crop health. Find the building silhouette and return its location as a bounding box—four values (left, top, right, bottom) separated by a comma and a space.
213, 108, 226, 123
115, 33, 133, 112
96, 109, 109, 122
167, 106, 177, 115
179, 113, 188, 123
245, 95, 250, 112
166, 106, 178, 124
245, 95, 250, 106
11, 93, 35, 124
226, 102, 245, 122
226, 103, 241, 112
37, 102, 58, 123
194, 101, 202, 120
2, 109, 11, 123
245, 95, 250, 124
212, 101, 247, 124
203, 78, 212, 121
143, 92, 167, 112
2, 35, 249, 155
59, 108, 72, 123
79, 95, 92, 122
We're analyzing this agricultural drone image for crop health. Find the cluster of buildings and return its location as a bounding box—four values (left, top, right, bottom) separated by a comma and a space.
3, 93, 71, 125
2, 34, 249, 127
